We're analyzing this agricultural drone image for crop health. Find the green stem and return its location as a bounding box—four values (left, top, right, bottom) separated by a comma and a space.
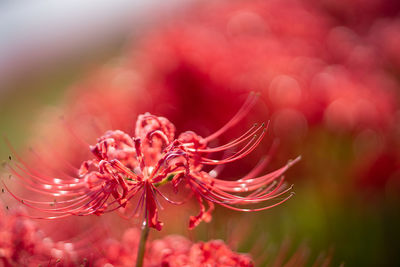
153, 173, 175, 187
136, 219, 150, 267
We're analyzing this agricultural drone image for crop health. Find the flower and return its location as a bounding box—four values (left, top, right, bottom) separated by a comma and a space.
155, 239, 254, 267
5, 94, 299, 230
93, 228, 332, 267
94, 228, 253, 267
0, 206, 80, 266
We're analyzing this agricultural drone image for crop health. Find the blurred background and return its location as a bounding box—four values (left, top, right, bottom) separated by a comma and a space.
1, 0, 400, 266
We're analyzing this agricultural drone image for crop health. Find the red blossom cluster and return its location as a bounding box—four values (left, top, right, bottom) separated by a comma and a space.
0, 207, 80, 266
136, 0, 398, 136
95, 229, 332, 267
0, 207, 253, 266
96, 228, 253, 267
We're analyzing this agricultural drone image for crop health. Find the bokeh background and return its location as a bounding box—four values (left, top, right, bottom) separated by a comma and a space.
1, 0, 400, 266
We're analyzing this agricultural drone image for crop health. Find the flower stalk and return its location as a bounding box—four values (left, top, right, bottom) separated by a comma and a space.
136, 218, 150, 267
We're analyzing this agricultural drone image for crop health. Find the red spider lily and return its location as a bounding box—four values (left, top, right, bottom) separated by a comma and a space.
95, 228, 254, 267
4, 94, 299, 230
154, 238, 254, 267
94, 228, 332, 267
0, 206, 84, 266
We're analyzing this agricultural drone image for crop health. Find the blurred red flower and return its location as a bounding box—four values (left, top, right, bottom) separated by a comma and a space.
0, 207, 80, 266
135, 0, 398, 136
95, 228, 254, 267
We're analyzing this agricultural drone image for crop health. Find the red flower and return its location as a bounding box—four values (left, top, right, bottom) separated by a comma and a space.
159, 239, 254, 267
0, 206, 81, 266
5, 94, 299, 230
95, 228, 253, 267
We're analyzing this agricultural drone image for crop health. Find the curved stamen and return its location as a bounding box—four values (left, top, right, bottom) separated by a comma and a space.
204, 92, 259, 142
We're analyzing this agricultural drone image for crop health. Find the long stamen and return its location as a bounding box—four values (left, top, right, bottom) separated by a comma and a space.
200, 128, 266, 165
187, 122, 265, 153
204, 92, 259, 142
